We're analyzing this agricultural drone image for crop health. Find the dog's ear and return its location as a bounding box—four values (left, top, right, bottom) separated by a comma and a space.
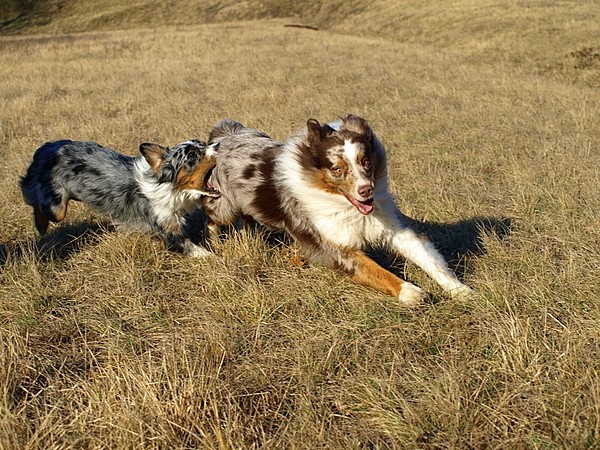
307, 119, 334, 148
341, 114, 373, 142
140, 143, 166, 172
307, 119, 321, 147
140, 143, 175, 183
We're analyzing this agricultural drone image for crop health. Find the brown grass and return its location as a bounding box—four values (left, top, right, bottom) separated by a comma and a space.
1, 1, 600, 448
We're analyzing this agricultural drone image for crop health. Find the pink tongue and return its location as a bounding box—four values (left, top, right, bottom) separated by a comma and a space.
357, 202, 374, 215
346, 195, 374, 215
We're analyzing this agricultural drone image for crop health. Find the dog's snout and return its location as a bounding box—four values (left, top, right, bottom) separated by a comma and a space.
358, 184, 373, 198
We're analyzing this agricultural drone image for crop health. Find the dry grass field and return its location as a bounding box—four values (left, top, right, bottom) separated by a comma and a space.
1, 1, 600, 448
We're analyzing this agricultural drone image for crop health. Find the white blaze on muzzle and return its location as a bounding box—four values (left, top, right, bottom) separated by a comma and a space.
342, 139, 375, 215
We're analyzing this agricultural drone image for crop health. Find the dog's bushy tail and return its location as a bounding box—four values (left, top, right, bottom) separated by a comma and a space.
19, 140, 71, 202
208, 119, 245, 143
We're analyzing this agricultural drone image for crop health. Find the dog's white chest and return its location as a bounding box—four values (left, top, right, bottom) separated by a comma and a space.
311, 209, 379, 249
295, 186, 383, 249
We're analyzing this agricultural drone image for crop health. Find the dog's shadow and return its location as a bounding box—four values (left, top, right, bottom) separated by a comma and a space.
188, 209, 512, 281
0, 222, 114, 267
371, 214, 513, 280
1, 212, 216, 267
2, 213, 512, 283
2, 209, 218, 266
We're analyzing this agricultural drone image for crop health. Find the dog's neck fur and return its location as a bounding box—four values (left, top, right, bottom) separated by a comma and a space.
133, 157, 201, 231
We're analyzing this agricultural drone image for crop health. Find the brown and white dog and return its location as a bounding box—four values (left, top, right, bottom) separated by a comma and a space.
202, 115, 474, 305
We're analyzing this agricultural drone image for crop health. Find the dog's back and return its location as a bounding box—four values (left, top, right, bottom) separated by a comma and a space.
20, 140, 142, 233
204, 120, 285, 227
21, 140, 138, 207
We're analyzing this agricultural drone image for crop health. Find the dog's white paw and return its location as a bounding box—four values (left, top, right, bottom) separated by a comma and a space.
188, 245, 213, 259
448, 283, 477, 301
398, 282, 427, 307
180, 238, 214, 258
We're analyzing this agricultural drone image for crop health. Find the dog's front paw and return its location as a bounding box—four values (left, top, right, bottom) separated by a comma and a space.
178, 238, 214, 258
186, 245, 213, 258
398, 282, 427, 307
449, 283, 477, 301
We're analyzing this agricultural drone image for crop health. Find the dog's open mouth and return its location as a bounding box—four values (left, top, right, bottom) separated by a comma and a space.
343, 193, 374, 215
202, 167, 220, 197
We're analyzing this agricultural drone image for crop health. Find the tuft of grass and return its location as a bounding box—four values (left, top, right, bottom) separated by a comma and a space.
1, 1, 600, 448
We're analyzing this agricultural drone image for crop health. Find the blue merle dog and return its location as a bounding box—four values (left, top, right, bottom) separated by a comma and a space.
19, 139, 220, 257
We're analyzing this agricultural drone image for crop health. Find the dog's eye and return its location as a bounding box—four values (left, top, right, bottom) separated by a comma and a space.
331, 166, 343, 177
362, 158, 371, 170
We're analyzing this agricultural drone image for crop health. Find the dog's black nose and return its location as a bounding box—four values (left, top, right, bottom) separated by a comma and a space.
358, 185, 373, 198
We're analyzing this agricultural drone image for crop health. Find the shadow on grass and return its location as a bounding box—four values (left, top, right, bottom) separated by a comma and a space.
407, 215, 511, 261
1, 213, 512, 283
0, 221, 113, 267
1, 210, 215, 267
202, 211, 513, 282
371, 214, 513, 280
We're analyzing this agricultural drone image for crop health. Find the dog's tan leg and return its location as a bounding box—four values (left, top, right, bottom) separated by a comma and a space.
350, 251, 426, 306
289, 252, 307, 268
33, 206, 49, 235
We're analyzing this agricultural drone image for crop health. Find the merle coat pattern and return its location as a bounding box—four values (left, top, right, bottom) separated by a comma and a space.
202, 115, 474, 305
20, 139, 219, 256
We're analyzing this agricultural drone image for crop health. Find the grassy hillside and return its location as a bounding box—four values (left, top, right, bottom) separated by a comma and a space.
1, 1, 599, 448
3, 0, 599, 89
